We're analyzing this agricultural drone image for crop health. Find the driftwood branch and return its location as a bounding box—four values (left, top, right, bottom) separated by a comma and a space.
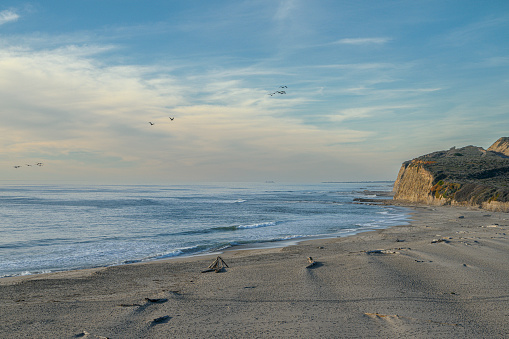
202, 256, 229, 273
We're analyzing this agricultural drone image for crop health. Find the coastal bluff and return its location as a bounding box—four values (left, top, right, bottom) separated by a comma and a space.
393, 137, 509, 212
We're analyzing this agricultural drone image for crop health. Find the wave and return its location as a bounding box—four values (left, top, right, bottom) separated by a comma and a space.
123, 245, 209, 263
0, 197, 161, 208
1, 270, 53, 278
237, 221, 277, 229
190, 221, 280, 233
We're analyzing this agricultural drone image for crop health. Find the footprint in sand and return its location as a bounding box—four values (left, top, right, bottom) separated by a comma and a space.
145, 298, 168, 303
364, 312, 459, 327
151, 315, 171, 325
75, 330, 109, 338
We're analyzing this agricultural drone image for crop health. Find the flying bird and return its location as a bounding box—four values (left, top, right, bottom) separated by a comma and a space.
149, 122, 155, 125
268, 86, 288, 96
13, 165, 21, 168
36, 163, 43, 166
169, 117, 174, 121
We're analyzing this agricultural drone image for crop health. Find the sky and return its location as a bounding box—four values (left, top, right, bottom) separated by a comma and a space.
1, 1, 508, 184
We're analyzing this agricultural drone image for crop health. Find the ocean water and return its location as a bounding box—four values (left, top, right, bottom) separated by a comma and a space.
0, 182, 410, 278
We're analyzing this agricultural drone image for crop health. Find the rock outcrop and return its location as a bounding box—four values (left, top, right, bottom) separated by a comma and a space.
393, 138, 509, 212
487, 137, 509, 156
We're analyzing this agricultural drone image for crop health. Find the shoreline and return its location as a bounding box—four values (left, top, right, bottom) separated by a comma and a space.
0, 196, 408, 280
1, 203, 508, 338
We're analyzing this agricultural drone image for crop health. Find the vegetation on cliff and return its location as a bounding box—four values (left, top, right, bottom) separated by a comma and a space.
393, 138, 509, 211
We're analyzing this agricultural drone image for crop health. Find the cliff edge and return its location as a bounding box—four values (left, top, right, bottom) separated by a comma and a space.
393, 138, 509, 212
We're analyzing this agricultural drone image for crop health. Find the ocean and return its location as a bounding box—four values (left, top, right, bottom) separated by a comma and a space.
0, 182, 410, 278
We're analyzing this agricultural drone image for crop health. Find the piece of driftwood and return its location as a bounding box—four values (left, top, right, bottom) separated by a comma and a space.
201, 256, 229, 273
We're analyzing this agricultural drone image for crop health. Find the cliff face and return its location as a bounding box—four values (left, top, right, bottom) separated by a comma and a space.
393, 138, 509, 212
487, 137, 509, 156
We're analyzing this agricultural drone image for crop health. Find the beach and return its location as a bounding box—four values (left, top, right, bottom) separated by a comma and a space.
1, 204, 508, 338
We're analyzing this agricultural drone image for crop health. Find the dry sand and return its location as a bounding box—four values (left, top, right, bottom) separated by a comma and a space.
1, 204, 509, 338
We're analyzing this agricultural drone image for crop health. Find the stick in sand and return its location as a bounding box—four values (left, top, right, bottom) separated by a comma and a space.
201, 256, 229, 273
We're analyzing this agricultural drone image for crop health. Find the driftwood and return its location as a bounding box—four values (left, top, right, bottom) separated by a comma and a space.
201, 256, 229, 273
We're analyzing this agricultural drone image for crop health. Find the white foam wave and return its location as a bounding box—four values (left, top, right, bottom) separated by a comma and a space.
237, 221, 277, 229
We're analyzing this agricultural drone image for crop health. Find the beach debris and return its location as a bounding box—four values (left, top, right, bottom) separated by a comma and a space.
366, 249, 400, 255
431, 238, 451, 244
145, 298, 168, 303
306, 256, 320, 268
201, 256, 229, 273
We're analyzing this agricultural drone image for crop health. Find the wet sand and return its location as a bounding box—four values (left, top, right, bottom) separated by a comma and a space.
1, 204, 508, 338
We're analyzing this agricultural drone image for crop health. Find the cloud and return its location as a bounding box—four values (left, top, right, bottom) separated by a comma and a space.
0, 43, 378, 182
443, 15, 509, 46
329, 105, 413, 123
313, 62, 396, 70
0, 10, 19, 25
273, 0, 299, 21
333, 37, 392, 45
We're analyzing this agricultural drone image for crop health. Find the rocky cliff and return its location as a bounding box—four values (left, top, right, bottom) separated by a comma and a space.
393, 138, 509, 212
487, 137, 509, 156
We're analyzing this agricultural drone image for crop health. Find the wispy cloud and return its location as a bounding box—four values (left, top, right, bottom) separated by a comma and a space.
0, 9, 19, 25
0, 42, 377, 181
273, 0, 299, 21
330, 105, 413, 123
333, 37, 392, 45
444, 15, 509, 46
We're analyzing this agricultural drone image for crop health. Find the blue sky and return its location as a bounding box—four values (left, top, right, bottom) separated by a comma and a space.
1, 1, 508, 183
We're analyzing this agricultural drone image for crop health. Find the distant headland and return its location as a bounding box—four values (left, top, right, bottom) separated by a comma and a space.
393, 137, 509, 212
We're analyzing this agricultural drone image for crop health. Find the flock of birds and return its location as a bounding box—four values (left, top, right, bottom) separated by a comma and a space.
147, 85, 287, 125
268, 85, 287, 97
11, 86, 289, 169
149, 116, 174, 126
13, 163, 43, 169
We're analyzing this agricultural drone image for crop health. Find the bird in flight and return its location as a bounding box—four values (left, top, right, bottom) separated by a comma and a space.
268, 86, 288, 96
12, 162, 44, 168
169, 117, 174, 121
149, 122, 155, 125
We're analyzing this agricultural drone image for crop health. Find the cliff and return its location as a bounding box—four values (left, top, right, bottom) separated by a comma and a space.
393, 138, 509, 212
487, 137, 509, 156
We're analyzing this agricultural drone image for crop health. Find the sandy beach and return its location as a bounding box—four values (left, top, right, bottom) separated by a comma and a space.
1, 204, 508, 338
